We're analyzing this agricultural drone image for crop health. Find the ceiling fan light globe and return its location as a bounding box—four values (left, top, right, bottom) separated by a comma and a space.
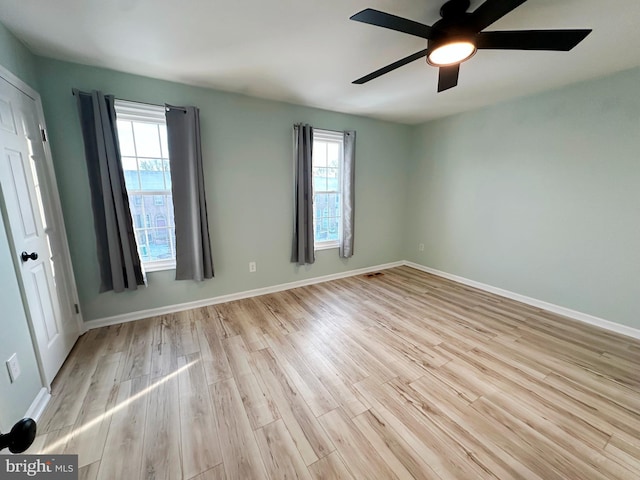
427, 41, 476, 66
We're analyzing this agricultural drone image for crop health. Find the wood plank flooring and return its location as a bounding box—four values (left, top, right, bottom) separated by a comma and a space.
29, 266, 640, 479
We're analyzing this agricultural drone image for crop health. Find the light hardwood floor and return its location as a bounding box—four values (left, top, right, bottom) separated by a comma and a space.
29, 266, 640, 479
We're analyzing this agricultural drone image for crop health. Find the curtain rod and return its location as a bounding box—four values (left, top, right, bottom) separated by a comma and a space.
296, 124, 343, 135
71, 89, 187, 112
313, 127, 345, 135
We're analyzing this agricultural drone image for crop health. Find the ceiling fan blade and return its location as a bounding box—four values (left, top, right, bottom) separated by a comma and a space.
470, 0, 528, 31
353, 49, 428, 84
476, 30, 592, 51
438, 64, 460, 92
350, 8, 434, 39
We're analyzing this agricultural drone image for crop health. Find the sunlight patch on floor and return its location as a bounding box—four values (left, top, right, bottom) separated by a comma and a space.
41, 359, 198, 454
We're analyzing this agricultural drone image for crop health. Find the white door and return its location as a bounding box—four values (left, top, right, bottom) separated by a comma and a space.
0, 75, 79, 385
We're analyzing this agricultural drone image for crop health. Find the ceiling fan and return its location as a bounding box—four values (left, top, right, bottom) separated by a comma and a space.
350, 0, 592, 92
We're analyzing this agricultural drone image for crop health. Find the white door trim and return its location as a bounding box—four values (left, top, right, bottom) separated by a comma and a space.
0, 64, 84, 382
0, 65, 39, 102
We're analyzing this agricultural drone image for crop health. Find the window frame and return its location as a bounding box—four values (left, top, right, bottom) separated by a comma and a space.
114, 100, 176, 272
312, 129, 343, 251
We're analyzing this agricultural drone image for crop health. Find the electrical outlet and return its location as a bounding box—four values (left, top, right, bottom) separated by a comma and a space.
6, 353, 20, 383
249, 261, 257, 273
419, 243, 425, 252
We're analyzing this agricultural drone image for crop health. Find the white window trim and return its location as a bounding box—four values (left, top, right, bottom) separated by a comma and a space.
312, 128, 343, 251
115, 99, 176, 272
315, 241, 339, 251
144, 258, 176, 273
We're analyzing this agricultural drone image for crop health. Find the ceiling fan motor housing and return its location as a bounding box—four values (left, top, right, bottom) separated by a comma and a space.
440, 0, 471, 19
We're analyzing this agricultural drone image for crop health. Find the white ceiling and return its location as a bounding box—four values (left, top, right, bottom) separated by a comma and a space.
1, 0, 640, 124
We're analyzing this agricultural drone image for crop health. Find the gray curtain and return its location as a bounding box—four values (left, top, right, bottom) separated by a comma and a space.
340, 131, 356, 258
165, 105, 214, 281
73, 89, 145, 293
291, 123, 315, 265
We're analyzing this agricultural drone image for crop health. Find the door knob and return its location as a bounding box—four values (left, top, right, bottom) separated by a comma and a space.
0, 418, 37, 453
21, 251, 38, 262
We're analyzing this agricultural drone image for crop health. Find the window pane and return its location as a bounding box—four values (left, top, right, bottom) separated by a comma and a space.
139, 161, 166, 190
122, 156, 138, 171
129, 195, 142, 210
327, 168, 339, 192
117, 120, 136, 156
167, 194, 175, 226
163, 159, 172, 190
135, 230, 151, 262
313, 167, 328, 192
133, 122, 162, 157
312, 166, 323, 177
115, 100, 176, 268
327, 142, 340, 168
314, 141, 327, 167
155, 214, 167, 228
129, 198, 144, 227
327, 193, 339, 213
312, 131, 343, 246
169, 227, 176, 257
122, 157, 140, 189
148, 229, 172, 261
314, 193, 328, 213
159, 126, 169, 157
138, 158, 164, 171
315, 223, 327, 242
327, 217, 339, 241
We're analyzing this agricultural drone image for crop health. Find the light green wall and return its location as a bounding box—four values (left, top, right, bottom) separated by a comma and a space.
35, 56, 640, 330
0, 22, 38, 90
35, 57, 410, 322
0, 23, 43, 431
405, 67, 640, 329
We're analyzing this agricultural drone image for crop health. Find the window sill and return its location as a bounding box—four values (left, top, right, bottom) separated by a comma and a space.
315, 242, 339, 251
144, 261, 176, 273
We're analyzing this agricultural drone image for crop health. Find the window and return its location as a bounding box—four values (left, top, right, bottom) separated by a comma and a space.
312, 129, 343, 249
115, 100, 176, 271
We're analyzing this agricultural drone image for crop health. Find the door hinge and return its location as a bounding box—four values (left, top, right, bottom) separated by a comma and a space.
74, 303, 80, 314
40, 128, 47, 142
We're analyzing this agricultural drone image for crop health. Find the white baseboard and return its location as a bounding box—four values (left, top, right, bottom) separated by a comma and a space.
404, 261, 640, 340
83, 259, 639, 341
84, 261, 404, 331
0, 388, 50, 454
24, 387, 51, 422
